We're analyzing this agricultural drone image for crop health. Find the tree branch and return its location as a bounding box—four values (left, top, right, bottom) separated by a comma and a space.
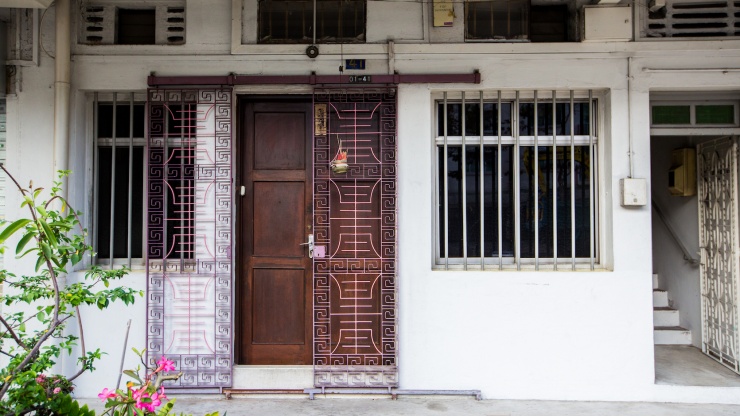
67, 306, 87, 382
0, 315, 27, 349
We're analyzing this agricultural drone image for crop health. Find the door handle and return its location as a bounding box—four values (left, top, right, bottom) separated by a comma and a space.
299, 234, 314, 258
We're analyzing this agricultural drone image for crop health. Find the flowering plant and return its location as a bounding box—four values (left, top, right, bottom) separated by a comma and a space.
99, 348, 184, 415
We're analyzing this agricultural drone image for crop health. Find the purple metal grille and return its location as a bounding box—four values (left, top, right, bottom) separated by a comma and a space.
147, 89, 233, 389
313, 88, 398, 388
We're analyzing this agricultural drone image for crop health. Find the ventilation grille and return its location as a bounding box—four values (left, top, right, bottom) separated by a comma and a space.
646, 0, 740, 37
80, 2, 186, 45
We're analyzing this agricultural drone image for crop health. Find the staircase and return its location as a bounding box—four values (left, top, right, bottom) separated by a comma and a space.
653, 273, 692, 345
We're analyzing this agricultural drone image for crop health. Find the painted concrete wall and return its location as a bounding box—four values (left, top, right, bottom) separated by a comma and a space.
2, 0, 740, 405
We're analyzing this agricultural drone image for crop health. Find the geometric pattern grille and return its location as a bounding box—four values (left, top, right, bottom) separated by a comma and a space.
147, 88, 233, 388
313, 89, 398, 387
698, 137, 740, 375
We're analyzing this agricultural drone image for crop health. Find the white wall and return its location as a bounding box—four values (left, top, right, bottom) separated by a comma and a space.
4, 0, 740, 404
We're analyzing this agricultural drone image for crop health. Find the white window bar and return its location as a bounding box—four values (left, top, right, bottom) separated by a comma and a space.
479, 91, 485, 270
514, 91, 521, 271
93, 92, 100, 266
128, 92, 134, 269
589, 90, 595, 271
443, 92, 449, 270
534, 90, 539, 270
461, 91, 468, 270
569, 90, 575, 271
497, 90, 503, 270
109, 93, 117, 269
551, 90, 557, 271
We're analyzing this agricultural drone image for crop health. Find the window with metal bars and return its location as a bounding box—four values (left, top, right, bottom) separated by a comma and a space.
258, 0, 366, 43
93, 93, 146, 266
435, 90, 599, 270
93, 94, 196, 266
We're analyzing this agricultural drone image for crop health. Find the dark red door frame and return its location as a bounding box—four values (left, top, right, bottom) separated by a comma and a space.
147, 72, 481, 87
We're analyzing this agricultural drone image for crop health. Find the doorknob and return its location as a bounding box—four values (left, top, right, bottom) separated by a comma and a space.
299, 234, 314, 258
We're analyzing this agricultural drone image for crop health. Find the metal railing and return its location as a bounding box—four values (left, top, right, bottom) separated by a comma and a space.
652, 198, 700, 266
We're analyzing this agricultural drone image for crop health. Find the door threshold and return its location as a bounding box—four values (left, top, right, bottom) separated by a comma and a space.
232, 365, 313, 390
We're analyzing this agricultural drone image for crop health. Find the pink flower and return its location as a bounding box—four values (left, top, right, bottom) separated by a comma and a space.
53, 387, 61, 394
35, 374, 46, 384
97, 388, 117, 401
135, 391, 162, 412
97, 388, 116, 401
156, 356, 176, 372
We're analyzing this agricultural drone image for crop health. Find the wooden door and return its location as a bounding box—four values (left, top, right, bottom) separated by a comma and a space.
238, 99, 313, 365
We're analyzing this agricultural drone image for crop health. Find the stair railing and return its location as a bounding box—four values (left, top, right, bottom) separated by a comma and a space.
652, 198, 700, 266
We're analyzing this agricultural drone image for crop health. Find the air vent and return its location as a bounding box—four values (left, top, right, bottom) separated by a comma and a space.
80, 2, 186, 45
646, 0, 740, 37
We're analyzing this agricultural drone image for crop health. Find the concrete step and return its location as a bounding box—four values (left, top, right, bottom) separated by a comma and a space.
653, 273, 660, 289
654, 326, 692, 345
653, 290, 670, 308
654, 307, 680, 327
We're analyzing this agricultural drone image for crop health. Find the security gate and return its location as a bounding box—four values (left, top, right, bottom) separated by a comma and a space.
698, 137, 740, 374
312, 89, 398, 387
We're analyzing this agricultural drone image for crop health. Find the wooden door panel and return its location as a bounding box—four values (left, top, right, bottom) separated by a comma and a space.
252, 268, 306, 345
253, 181, 304, 258
238, 99, 313, 366
254, 112, 306, 170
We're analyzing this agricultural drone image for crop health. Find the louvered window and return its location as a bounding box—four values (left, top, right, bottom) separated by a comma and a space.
81, 2, 186, 45
645, 0, 740, 38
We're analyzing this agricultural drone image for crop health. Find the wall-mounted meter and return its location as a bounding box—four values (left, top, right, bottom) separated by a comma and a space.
669, 148, 696, 197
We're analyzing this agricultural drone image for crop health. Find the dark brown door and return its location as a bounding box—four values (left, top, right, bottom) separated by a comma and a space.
238, 99, 313, 365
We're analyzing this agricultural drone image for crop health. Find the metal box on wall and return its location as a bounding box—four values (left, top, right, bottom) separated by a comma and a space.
669, 148, 696, 197
581, 5, 632, 41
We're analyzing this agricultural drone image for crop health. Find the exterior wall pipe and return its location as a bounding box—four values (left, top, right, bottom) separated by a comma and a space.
54, 0, 70, 186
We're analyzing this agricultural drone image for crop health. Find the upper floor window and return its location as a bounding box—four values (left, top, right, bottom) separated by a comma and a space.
258, 0, 366, 43
644, 0, 740, 38
80, 1, 185, 45
435, 91, 599, 270
464, 0, 570, 42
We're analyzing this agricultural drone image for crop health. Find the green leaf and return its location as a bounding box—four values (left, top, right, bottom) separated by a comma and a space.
39, 220, 58, 247
0, 219, 31, 244
123, 369, 143, 384
15, 232, 34, 255
36, 205, 48, 217
37, 311, 45, 322
41, 242, 52, 261
35, 254, 45, 272
18, 322, 25, 332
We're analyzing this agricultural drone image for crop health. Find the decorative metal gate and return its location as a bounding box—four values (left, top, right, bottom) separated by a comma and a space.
147, 89, 234, 389
698, 137, 740, 374
312, 89, 398, 387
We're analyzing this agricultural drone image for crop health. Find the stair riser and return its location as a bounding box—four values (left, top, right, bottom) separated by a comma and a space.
654, 310, 680, 327
653, 291, 669, 308
654, 329, 692, 345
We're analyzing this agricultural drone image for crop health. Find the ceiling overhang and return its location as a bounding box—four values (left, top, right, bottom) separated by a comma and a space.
0, 0, 52, 8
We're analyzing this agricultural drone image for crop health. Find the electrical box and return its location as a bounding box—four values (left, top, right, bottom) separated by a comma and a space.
669, 148, 696, 197
620, 178, 647, 207
581, 5, 632, 42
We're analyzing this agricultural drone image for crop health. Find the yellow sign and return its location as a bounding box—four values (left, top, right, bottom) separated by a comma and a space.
314, 104, 328, 136
433, 0, 454, 27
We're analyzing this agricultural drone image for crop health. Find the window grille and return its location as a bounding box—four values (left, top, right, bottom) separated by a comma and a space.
81, 2, 186, 45
435, 90, 598, 270
645, 0, 740, 38
465, 0, 530, 41
93, 92, 146, 267
258, 0, 366, 43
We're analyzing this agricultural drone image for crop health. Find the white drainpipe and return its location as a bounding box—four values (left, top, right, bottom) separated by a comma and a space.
53, 0, 70, 183
52, 0, 70, 378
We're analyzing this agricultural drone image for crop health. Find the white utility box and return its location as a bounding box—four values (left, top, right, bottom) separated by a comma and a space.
620, 178, 647, 207
582, 5, 632, 41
